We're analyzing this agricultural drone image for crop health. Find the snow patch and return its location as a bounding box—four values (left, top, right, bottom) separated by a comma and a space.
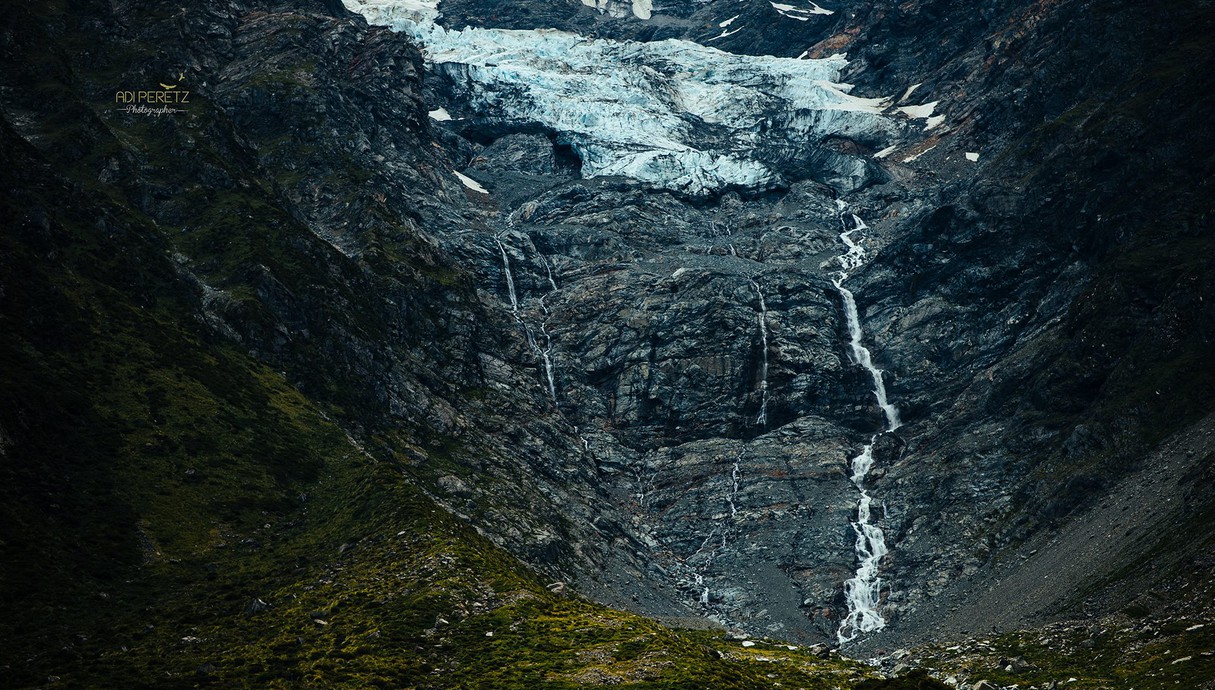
428, 107, 452, 121
874, 145, 897, 159
770, 1, 834, 20
454, 170, 488, 193
925, 114, 945, 130
899, 83, 921, 102
709, 26, 744, 40
719, 14, 739, 27
578, 0, 651, 20
964, 151, 979, 162
897, 101, 938, 119
902, 144, 937, 163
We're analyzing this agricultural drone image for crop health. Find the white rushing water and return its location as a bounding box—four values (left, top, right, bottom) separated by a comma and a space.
688, 447, 746, 611
538, 321, 558, 402
750, 279, 771, 428
832, 214, 900, 430
831, 205, 900, 645
495, 238, 520, 315
495, 238, 558, 401
728, 449, 743, 518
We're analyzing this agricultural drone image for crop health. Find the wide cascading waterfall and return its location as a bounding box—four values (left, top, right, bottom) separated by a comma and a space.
838, 444, 890, 644
749, 278, 770, 428
831, 206, 901, 645
833, 214, 900, 431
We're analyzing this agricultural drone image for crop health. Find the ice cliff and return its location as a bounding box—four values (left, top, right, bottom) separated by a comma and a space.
344, 0, 899, 195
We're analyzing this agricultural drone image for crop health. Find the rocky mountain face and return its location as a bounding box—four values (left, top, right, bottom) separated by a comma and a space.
1, 0, 1213, 686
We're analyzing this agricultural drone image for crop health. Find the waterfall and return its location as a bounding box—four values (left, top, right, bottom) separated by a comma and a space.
496, 238, 519, 314
539, 322, 557, 401
495, 237, 557, 402
541, 254, 559, 292
727, 449, 743, 518
686, 449, 746, 610
835, 281, 901, 430
837, 442, 891, 644
831, 206, 901, 645
538, 256, 560, 402
695, 574, 710, 605
750, 278, 770, 428
831, 216, 900, 430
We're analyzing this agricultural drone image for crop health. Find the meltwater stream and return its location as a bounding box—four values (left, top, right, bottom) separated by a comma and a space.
832, 206, 901, 645
496, 238, 558, 401
749, 278, 771, 428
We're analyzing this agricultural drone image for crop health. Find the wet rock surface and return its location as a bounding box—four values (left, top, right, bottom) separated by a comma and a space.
401, 0, 1215, 646
1, 0, 1213, 674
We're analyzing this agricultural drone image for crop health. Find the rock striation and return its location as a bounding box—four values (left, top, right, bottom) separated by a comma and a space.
0, 0, 1212, 685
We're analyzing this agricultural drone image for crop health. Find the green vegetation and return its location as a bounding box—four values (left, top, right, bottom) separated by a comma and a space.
0, 132, 887, 686
853, 670, 950, 689
0, 6, 883, 687
3, 0, 1211, 687
0, 108, 893, 687
918, 618, 1215, 690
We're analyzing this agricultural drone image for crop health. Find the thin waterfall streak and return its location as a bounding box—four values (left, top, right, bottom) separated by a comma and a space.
750, 278, 770, 427
541, 254, 559, 292
727, 450, 743, 518
539, 322, 557, 402
496, 238, 519, 315
496, 237, 558, 402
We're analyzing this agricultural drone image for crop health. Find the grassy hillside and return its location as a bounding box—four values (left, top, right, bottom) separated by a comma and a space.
0, 119, 894, 687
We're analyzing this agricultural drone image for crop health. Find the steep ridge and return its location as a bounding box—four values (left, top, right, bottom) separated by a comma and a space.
1, 0, 1213, 686
343, 0, 1215, 649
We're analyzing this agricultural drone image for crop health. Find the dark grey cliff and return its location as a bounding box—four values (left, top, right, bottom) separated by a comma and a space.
1, 0, 1212, 672
410, 0, 1215, 646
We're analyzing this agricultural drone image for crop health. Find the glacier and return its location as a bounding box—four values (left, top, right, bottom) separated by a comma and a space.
344, 0, 901, 195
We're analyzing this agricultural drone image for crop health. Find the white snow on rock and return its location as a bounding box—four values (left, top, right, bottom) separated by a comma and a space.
902, 144, 937, 163
899, 82, 922, 103
343, 0, 438, 25
925, 114, 945, 130
897, 101, 938, 119
719, 14, 739, 27
454, 170, 488, 193
428, 107, 452, 121
578, 0, 651, 20
965, 151, 979, 162
874, 145, 897, 159
769, 1, 834, 20
709, 25, 745, 40
344, 1, 898, 195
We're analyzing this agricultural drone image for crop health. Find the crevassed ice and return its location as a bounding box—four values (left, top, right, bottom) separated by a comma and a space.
343, 1, 895, 194
580, 0, 652, 20
345, 0, 438, 26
